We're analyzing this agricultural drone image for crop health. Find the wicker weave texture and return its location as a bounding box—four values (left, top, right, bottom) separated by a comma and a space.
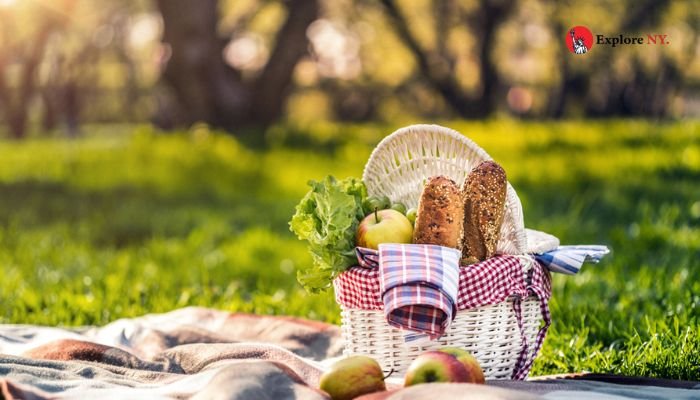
361, 124, 527, 255
340, 297, 541, 379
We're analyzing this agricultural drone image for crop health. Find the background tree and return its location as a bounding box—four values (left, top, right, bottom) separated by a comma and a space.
548, 0, 686, 118
154, 0, 319, 130
0, 0, 152, 138
0, 0, 698, 139
0, 2, 69, 139
378, 0, 514, 118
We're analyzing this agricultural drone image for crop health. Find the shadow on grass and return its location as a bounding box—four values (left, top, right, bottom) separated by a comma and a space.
0, 180, 300, 248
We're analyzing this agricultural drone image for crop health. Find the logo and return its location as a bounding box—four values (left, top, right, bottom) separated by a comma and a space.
566, 25, 671, 55
566, 26, 594, 55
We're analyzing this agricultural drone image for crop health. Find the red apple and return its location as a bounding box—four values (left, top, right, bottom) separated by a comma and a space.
403, 351, 469, 386
319, 355, 387, 400
356, 209, 413, 250
437, 347, 485, 384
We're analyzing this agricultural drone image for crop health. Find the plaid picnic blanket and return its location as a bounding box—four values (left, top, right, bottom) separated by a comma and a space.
0, 307, 698, 399
0, 307, 341, 399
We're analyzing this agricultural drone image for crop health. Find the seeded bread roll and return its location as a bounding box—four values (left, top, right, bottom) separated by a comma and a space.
413, 176, 464, 249
461, 161, 507, 264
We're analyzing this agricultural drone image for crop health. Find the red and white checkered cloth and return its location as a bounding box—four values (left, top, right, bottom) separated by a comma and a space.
333, 245, 552, 379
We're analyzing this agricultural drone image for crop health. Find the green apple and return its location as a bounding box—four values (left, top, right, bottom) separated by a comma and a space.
437, 347, 485, 384
405, 208, 417, 225
362, 196, 391, 215
378, 195, 391, 210
362, 197, 381, 215
390, 202, 407, 214
319, 355, 386, 400
356, 209, 413, 250
404, 350, 469, 386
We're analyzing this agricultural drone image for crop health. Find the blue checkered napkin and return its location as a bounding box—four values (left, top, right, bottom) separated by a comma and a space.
378, 243, 461, 340
534, 245, 610, 275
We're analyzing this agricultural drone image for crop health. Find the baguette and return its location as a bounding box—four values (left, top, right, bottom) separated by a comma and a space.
413, 176, 464, 249
461, 161, 507, 263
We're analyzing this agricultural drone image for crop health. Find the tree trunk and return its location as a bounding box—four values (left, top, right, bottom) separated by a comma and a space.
155, 0, 319, 131
0, 21, 55, 139
473, 0, 513, 117
156, 0, 249, 128
250, 0, 319, 126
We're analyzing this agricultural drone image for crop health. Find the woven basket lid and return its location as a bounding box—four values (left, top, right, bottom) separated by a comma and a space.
362, 124, 528, 255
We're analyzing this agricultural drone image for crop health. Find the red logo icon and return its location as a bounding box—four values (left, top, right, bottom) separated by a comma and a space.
566, 26, 594, 54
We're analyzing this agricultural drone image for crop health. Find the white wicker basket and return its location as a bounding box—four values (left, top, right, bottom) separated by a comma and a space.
340, 298, 541, 379
339, 124, 544, 379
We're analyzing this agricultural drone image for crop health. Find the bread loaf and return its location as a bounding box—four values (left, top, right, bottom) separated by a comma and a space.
461, 161, 507, 264
413, 176, 464, 249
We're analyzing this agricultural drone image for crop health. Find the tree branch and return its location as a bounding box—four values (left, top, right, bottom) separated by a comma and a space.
380, 0, 431, 80
251, 0, 319, 124
380, 0, 475, 116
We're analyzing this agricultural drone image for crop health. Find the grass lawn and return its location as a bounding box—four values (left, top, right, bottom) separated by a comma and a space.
0, 120, 698, 380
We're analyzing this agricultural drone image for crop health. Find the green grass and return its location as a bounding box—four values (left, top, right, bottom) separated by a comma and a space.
0, 120, 698, 380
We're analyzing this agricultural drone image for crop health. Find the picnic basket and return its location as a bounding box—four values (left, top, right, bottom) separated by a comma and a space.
336, 124, 548, 380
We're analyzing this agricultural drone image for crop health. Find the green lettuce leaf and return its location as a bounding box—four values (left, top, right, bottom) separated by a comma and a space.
289, 176, 366, 293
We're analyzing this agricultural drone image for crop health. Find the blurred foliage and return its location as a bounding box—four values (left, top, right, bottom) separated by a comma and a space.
0, 0, 698, 138
0, 121, 698, 379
